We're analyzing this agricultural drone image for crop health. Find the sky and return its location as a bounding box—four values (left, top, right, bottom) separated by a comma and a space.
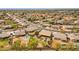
0, 0, 79, 8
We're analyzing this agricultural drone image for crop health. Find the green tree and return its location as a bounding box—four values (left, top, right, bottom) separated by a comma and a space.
27, 37, 38, 49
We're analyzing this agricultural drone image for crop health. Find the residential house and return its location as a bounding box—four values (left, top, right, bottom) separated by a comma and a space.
52, 32, 67, 41
11, 29, 26, 36
0, 32, 10, 38
39, 29, 52, 42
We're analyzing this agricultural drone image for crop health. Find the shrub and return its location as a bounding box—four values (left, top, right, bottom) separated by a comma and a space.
0, 38, 10, 49
12, 24, 18, 29
40, 40, 48, 47
12, 40, 21, 50
51, 40, 61, 50
66, 42, 75, 50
